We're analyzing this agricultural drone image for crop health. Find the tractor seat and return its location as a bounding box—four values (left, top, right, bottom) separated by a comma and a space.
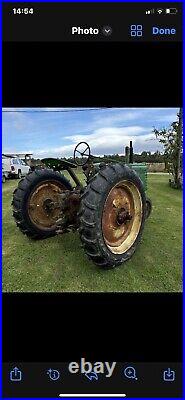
41, 158, 77, 171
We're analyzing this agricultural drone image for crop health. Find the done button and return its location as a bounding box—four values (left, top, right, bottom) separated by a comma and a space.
152, 26, 176, 35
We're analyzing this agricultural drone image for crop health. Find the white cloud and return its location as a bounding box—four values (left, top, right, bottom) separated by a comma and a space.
92, 108, 178, 128
93, 110, 144, 126
65, 126, 149, 151
29, 126, 163, 158
3, 107, 177, 158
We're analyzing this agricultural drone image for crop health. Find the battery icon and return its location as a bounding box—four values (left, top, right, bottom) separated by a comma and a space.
166, 8, 178, 14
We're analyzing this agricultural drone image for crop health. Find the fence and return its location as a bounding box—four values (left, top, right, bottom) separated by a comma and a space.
146, 163, 166, 172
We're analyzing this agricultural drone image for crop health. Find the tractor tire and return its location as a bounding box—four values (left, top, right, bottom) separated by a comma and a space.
145, 197, 152, 219
79, 163, 146, 269
12, 169, 72, 240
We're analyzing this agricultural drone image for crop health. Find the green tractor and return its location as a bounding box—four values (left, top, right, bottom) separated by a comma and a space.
12, 141, 152, 269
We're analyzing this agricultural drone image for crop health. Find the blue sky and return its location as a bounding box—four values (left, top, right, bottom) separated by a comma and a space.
2, 108, 179, 158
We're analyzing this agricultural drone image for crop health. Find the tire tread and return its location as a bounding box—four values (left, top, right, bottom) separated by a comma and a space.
79, 163, 146, 269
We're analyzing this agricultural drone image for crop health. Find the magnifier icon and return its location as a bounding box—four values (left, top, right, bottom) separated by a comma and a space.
124, 366, 138, 380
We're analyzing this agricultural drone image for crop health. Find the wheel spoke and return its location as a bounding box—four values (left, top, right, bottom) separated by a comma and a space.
82, 146, 89, 155
75, 149, 82, 155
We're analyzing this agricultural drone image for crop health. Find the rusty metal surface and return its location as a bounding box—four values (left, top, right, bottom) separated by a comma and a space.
102, 181, 142, 254
102, 185, 134, 248
56, 190, 81, 233
28, 180, 67, 230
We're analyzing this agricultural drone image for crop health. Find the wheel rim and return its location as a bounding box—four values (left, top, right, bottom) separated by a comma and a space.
102, 180, 142, 254
27, 180, 67, 231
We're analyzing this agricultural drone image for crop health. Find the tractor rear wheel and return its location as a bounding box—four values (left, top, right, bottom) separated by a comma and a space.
12, 169, 72, 239
145, 197, 152, 219
79, 163, 146, 269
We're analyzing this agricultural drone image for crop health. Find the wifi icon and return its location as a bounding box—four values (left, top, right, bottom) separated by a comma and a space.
157, 9, 163, 14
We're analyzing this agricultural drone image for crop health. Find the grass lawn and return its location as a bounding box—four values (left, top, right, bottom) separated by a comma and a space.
3, 173, 182, 293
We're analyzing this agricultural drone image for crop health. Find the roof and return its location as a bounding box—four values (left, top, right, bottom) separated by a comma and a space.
2, 153, 33, 158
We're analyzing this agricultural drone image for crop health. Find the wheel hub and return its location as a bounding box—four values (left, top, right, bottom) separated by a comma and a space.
43, 198, 55, 212
117, 208, 132, 225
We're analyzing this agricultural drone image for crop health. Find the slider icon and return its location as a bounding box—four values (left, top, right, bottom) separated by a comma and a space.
59, 395, 126, 398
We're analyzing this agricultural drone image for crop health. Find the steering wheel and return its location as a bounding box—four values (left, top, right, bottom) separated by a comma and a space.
74, 142, 91, 166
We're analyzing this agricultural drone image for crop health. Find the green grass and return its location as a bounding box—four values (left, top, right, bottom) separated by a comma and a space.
3, 174, 182, 293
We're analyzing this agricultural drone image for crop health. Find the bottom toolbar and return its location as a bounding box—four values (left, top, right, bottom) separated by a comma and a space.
3, 362, 182, 398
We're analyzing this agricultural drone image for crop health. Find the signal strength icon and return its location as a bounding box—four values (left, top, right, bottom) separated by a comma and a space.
145, 9, 154, 15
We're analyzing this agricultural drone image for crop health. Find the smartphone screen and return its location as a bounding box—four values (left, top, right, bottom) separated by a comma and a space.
2, 2, 182, 398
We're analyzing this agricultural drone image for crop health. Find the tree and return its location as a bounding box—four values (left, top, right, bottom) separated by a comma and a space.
153, 108, 183, 189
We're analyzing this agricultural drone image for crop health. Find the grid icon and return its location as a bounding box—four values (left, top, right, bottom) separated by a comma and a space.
130, 25, 143, 37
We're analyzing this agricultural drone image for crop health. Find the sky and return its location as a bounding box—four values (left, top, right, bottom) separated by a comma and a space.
2, 108, 179, 158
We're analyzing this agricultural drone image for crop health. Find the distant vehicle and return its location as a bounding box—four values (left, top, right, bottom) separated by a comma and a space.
2, 157, 30, 179
2, 163, 9, 183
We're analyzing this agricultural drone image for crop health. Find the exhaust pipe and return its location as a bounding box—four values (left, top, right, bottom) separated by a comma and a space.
129, 141, 134, 164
